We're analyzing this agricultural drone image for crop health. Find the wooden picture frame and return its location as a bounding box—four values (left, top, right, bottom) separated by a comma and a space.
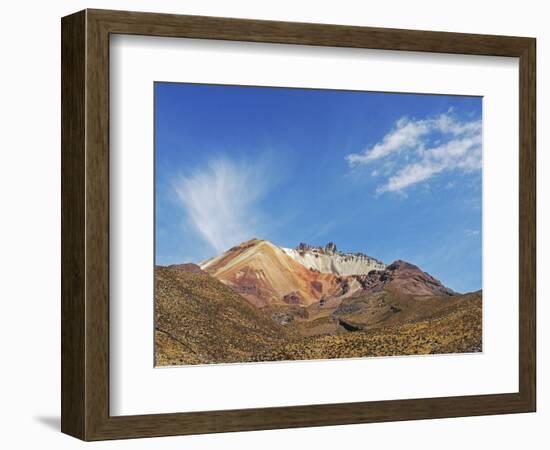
61, 9, 536, 441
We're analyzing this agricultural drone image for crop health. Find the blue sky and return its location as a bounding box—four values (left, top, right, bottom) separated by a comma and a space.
155, 82, 482, 293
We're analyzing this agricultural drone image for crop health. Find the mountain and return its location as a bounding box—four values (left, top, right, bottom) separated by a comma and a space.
200, 239, 455, 308
155, 263, 481, 364
155, 264, 291, 366
200, 238, 350, 307
155, 238, 481, 365
155, 239, 482, 365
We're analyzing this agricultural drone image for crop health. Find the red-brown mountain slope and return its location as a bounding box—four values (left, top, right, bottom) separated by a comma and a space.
354, 260, 456, 297
200, 239, 351, 307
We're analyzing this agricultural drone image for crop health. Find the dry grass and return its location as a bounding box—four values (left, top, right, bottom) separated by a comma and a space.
252, 293, 482, 362
155, 266, 291, 366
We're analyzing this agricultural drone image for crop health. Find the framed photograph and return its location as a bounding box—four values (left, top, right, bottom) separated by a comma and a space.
61, 9, 536, 440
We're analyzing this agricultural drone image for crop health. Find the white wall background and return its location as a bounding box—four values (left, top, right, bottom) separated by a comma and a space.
0, 1, 546, 448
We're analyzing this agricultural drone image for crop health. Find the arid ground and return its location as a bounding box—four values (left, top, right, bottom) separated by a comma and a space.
155, 240, 482, 366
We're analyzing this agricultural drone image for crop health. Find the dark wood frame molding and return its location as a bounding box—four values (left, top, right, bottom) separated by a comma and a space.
61, 9, 536, 441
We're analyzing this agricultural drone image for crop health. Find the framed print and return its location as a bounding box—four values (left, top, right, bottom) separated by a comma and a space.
61, 9, 536, 440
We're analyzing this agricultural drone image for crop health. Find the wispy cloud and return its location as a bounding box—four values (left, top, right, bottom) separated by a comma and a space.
173, 157, 269, 253
346, 112, 482, 194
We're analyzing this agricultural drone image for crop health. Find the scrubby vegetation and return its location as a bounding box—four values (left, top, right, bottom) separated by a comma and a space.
252, 294, 481, 362
155, 266, 291, 366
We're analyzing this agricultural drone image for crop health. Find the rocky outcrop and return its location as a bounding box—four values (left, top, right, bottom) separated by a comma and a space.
271, 312, 294, 326
325, 242, 337, 255
282, 242, 386, 276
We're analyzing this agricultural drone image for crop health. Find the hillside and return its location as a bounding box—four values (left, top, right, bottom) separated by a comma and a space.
253, 291, 482, 361
155, 265, 291, 366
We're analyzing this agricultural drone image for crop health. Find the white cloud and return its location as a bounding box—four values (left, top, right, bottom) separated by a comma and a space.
173, 157, 268, 253
346, 113, 482, 193
346, 117, 431, 165
378, 162, 439, 194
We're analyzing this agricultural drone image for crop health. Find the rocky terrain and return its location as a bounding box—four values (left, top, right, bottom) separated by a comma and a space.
282, 242, 386, 276
155, 239, 482, 366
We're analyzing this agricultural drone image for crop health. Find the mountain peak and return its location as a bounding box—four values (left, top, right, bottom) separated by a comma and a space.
296, 241, 338, 255
231, 237, 264, 248
371, 259, 457, 296
387, 260, 418, 270
285, 242, 385, 276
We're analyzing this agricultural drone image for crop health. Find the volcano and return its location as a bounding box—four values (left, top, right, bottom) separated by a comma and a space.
200, 238, 455, 308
